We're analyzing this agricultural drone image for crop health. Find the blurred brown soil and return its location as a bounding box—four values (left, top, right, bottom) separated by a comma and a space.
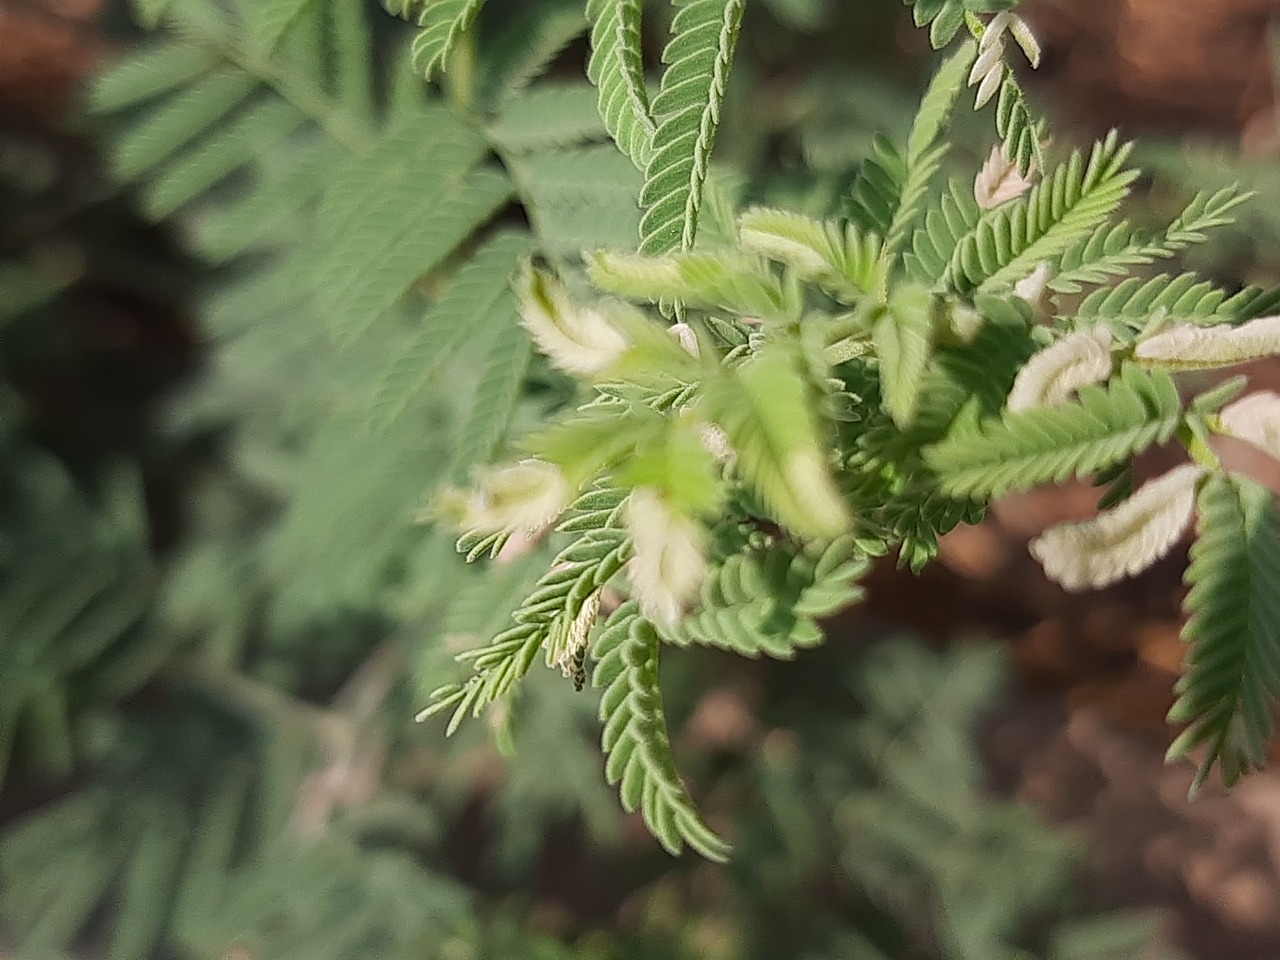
0, 0, 104, 120
1023, 0, 1280, 154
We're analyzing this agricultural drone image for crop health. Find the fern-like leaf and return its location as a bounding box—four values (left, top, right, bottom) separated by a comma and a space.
587, 249, 795, 320
925, 364, 1183, 498
586, 0, 657, 171
1076, 272, 1234, 335
475, 0, 587, 108
420, 489, 631, 731
371, 231, 529, 431
873, 284, 936, 427
312, 109, 511, 342
737, 207, 880, 300
639, 0, 746, 254
701, 346, 852, 539
666, 538, 869, 657
882, 41, 976, 262
1052, 187, 1248, 295
947, 132, 1137, 293
1168, 472, 1280, 790
238, 0, 314, 56
445, 316, 534, 481
904, 179, 981, 284
411, 0, 486, 80
488, 82, 606, 153
507, 144, 644, 255
593, 602, 731, 861
991, 65, 1044, 176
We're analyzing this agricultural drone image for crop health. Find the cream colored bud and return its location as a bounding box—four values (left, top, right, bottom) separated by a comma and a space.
1220, 390, 1280, 461
1030, 464, 1202, 591
669, 322, 700, 358
1013, 260, 1054, 311
1134, 314, 1280, 371
974, 144, 1036, 210
1009, 14, 1042, 68
458, 459, 570, 538
626, 488, 707, 628
698, 422, 734, 463
514, 263, 629, 377
1007, 327, 1113, 412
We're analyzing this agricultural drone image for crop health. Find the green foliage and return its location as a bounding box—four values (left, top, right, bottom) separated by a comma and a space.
408, 0, 487, 79
586, 0, 655, 171
312, 109, 510, 343
0, 438, 161, 791
881, 40, 976, 262
738, 207, 881, 299
1052, 186, 1248, 295
0, 697, 312, 960
666, 535, 872, 657
640, 0, 747, 254
946, 133, 1138, 293
925, 365, 1183, 498
1168, 472, 1280, 790
593, 602, 731, 861
420, 0, 1280, 835
3, 4, 1275, 959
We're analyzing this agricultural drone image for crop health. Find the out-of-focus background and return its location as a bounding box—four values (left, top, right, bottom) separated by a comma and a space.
5, 1, 1280, 958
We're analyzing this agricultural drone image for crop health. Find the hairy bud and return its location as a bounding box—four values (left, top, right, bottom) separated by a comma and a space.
1135, 314, 1280, 371
1030, 464, 1202, 591
514, 263, 629, 377
626, 487, 707, 628
1219, 390, 1280, 461
1007, 326, 1112, 412
444, 459, 571, 539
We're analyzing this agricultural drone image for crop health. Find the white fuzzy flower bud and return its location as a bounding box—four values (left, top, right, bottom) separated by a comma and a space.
456, 459, 570, 539
698, 422, 734, 463
1134, 314, 1280, 371
1029, 463, 1202, 591
970, 37, 1005, 108
1013, 260, 1055, 313
1007, 326, 1113, 412
974, 144, 1036, 210
1220, 390, 1280, 461
669, 322, 700, 358
626, 487, 707, 628
514, 263, 629, 377
1008, 14, 1042, 68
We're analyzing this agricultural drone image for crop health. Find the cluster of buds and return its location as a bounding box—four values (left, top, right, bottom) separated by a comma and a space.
1016, 314, 1280, 590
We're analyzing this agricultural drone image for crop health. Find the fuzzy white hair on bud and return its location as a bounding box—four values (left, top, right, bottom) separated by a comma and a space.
974, 144, 1037, 210
1134, 314, 1280, 371
697, 422, 734, 463
668, 322, 700, 358
1029, 463, 1203, 591
970, 12, 1040, 108
1013, 259, 1054, 320
626, 488, 707, 629
1007, 326, 1113, 412
455, 459, 571, 539
1007, 14, 1041, 67
1219, 390, 1280, 462
514, 263, 629, 377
